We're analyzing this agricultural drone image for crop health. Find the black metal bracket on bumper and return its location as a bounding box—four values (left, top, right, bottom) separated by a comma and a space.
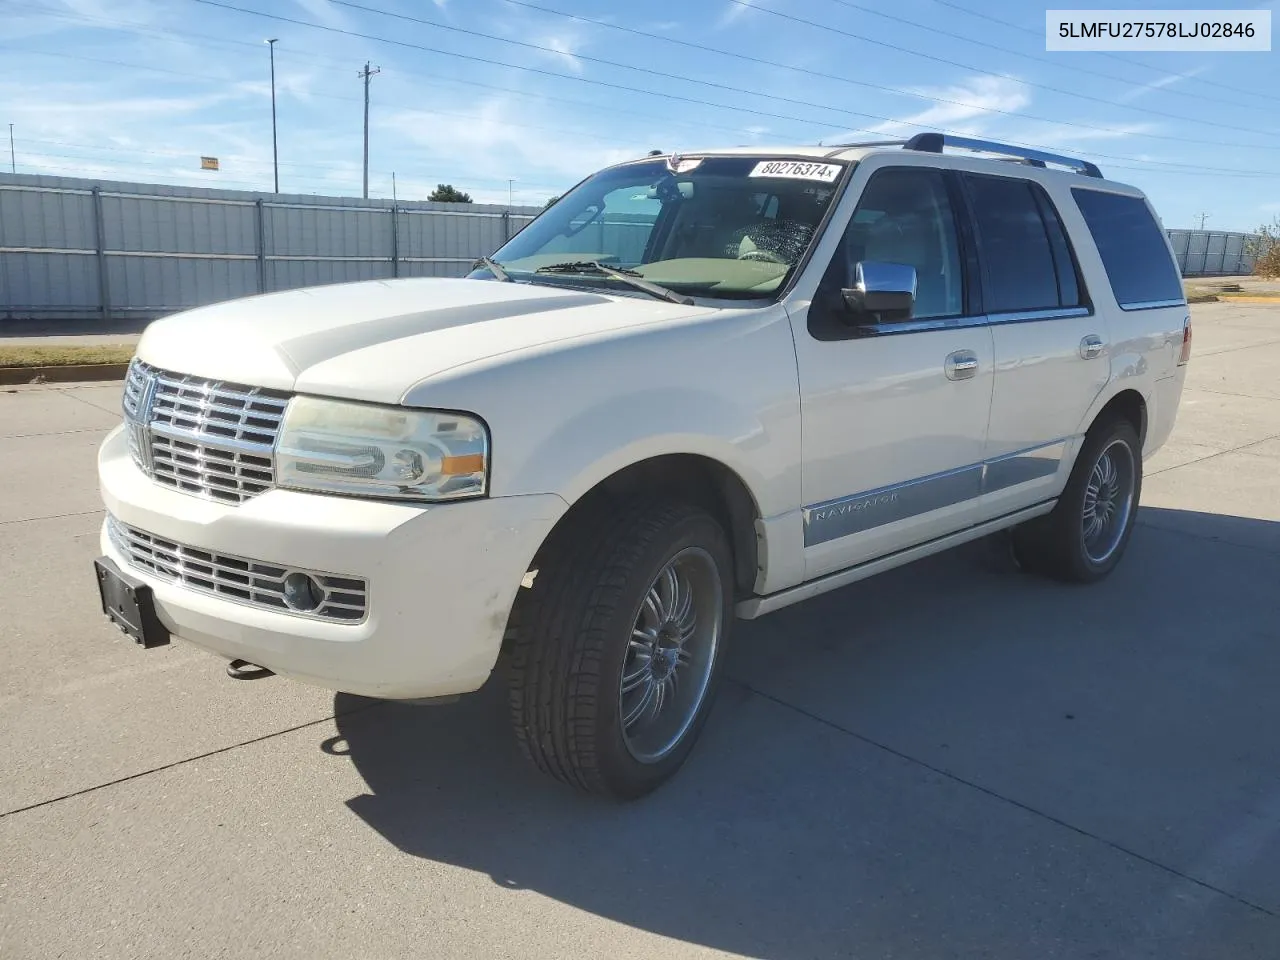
94, 556, 171, 648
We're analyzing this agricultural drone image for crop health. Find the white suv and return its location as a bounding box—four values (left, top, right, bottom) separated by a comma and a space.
95, 134, 1191, 799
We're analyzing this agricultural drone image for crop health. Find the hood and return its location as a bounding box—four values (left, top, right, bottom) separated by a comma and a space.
137, 277, 712, 403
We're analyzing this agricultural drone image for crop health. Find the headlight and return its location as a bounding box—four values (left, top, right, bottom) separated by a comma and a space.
276, 397, 489, 501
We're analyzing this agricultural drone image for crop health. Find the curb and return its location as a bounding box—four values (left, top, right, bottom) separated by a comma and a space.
0, 363, 129, 386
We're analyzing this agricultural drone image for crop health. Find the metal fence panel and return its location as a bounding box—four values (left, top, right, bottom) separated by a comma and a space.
1, 251, 99, 310
1, 172, 543, 323
0, 185, 97, 251
3, 172, 1263, 322
109, 255, 259, 311
1167, 229, 1258, 277
266, 258, 392, 291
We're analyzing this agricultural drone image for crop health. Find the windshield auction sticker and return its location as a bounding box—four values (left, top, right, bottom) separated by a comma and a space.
1046, 10, 1271, 50
749, 161, 843, 182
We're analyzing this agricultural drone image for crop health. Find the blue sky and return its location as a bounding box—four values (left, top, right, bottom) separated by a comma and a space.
2, 0, 1277, 230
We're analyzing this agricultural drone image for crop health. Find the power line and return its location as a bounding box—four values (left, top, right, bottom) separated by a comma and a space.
14, 151, 570, 197
724, 0, 1279, 138
503, 0, 1250, 112
920, 0, 1280, 105
0, 48, 713, 153
177, 0, 1280, 163
14, 0, 1280, 158
22, 127, 1280, 182
7, 3, 1280, 180
16, 137, 573, 187
0, 1, 816, 145
265, 0, 1280, 150
815, 0, 1262, 110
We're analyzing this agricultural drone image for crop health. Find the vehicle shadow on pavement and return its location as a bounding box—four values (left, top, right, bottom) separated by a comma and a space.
333, 508, 1280, 957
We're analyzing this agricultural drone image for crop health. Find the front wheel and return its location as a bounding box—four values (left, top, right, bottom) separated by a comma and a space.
1012, 418, 1143, 583
508, 500, 733, 800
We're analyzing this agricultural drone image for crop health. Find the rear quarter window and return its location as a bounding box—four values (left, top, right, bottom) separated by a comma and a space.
1071, 189, 1184, 309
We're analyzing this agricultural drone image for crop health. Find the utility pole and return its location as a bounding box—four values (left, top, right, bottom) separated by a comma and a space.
266, 39, 279, 193
508, 178, 514, 208
1196, 211, 1210, 230
359, 61, 380, 199
8, 123, 14, 173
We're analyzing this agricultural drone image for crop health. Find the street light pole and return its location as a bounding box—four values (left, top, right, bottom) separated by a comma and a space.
508, 179, 514, 208
8, 123, 14, 174
266, 39, 279, 193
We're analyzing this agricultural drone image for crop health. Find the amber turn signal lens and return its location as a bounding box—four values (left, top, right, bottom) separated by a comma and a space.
441, 454, 486, 476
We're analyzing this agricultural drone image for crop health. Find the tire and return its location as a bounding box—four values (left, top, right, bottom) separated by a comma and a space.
507, 499, 734, 800
1012, 418, 1143, 584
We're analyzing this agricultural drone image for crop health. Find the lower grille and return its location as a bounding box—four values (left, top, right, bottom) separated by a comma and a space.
107, 516, 368, 623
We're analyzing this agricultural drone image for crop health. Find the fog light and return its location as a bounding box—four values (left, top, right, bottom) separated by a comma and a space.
282, 571, 324, 612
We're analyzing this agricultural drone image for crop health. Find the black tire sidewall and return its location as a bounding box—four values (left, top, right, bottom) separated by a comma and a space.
594, 508, 734, 799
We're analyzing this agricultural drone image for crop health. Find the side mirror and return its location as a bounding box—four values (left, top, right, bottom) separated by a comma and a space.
841, 261, 917, 322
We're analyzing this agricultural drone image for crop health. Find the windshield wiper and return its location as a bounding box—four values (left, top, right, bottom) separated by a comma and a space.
473, 256, 511, 282
534, 260, 694, 306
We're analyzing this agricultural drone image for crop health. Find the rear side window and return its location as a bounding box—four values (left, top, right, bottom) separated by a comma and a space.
1072, 189, 1184, 309
965, 175, 1072, 314
1034, 191, 1083, 309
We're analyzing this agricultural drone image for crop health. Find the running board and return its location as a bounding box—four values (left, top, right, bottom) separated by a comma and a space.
736, 500, 1056, 619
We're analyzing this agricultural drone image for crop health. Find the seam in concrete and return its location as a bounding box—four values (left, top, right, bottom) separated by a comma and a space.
1193, 337, 1280, 359
734, 679, 1280, 921
0, 508, 103, 527
4, 668, 1277, 924
1148, 433, 1280, 477
1, 426, 113, 440
59, 387, 123, 417
1190, 388, 1280, 402
0, 699, 385, 820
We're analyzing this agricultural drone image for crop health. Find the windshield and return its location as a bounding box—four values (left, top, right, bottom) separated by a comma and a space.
475, 156, 848, 300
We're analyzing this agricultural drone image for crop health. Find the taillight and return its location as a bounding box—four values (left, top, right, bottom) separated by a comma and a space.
1178, 316, 1192, 366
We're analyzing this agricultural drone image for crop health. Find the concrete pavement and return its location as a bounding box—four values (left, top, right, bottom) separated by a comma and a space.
1, 300, 1278, 959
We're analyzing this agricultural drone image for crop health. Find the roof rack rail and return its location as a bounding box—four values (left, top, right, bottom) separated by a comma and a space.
903, 133, 1103, 178
820, 139, 909, 149
819, 139, 907, 157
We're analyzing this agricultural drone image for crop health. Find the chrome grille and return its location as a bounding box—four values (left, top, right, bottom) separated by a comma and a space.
107, 515, 368, 623
125, 360, 291, 504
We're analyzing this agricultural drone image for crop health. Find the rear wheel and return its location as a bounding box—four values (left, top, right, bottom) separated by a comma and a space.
1012, 418, 1142, 583
508, 500, 733, 800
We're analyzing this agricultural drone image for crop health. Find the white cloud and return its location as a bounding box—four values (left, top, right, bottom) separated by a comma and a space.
719, 0, 758, 27
377, 93, 670, 202
831, 76, 1032, 141
1006, 121, 1158, 147
542, 34, 584, 73
290, 0, 354, 30
1117, 66, 1209, 104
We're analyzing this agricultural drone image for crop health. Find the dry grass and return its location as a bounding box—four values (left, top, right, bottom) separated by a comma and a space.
1183, 281, 1280, 304
0, 345, 136, 368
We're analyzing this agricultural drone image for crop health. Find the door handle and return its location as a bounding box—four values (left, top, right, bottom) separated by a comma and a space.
1079, 334, 1105, 360
945, 350, 979, 381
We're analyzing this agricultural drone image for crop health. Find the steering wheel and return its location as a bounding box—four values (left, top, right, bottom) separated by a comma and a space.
738, 249, 786, 264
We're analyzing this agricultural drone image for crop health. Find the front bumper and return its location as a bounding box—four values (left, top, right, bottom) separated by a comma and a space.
97, 425, 567, 699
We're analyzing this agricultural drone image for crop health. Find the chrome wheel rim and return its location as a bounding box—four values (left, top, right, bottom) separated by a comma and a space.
619, 547, 723, 764
1082, 438, 1136, 564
